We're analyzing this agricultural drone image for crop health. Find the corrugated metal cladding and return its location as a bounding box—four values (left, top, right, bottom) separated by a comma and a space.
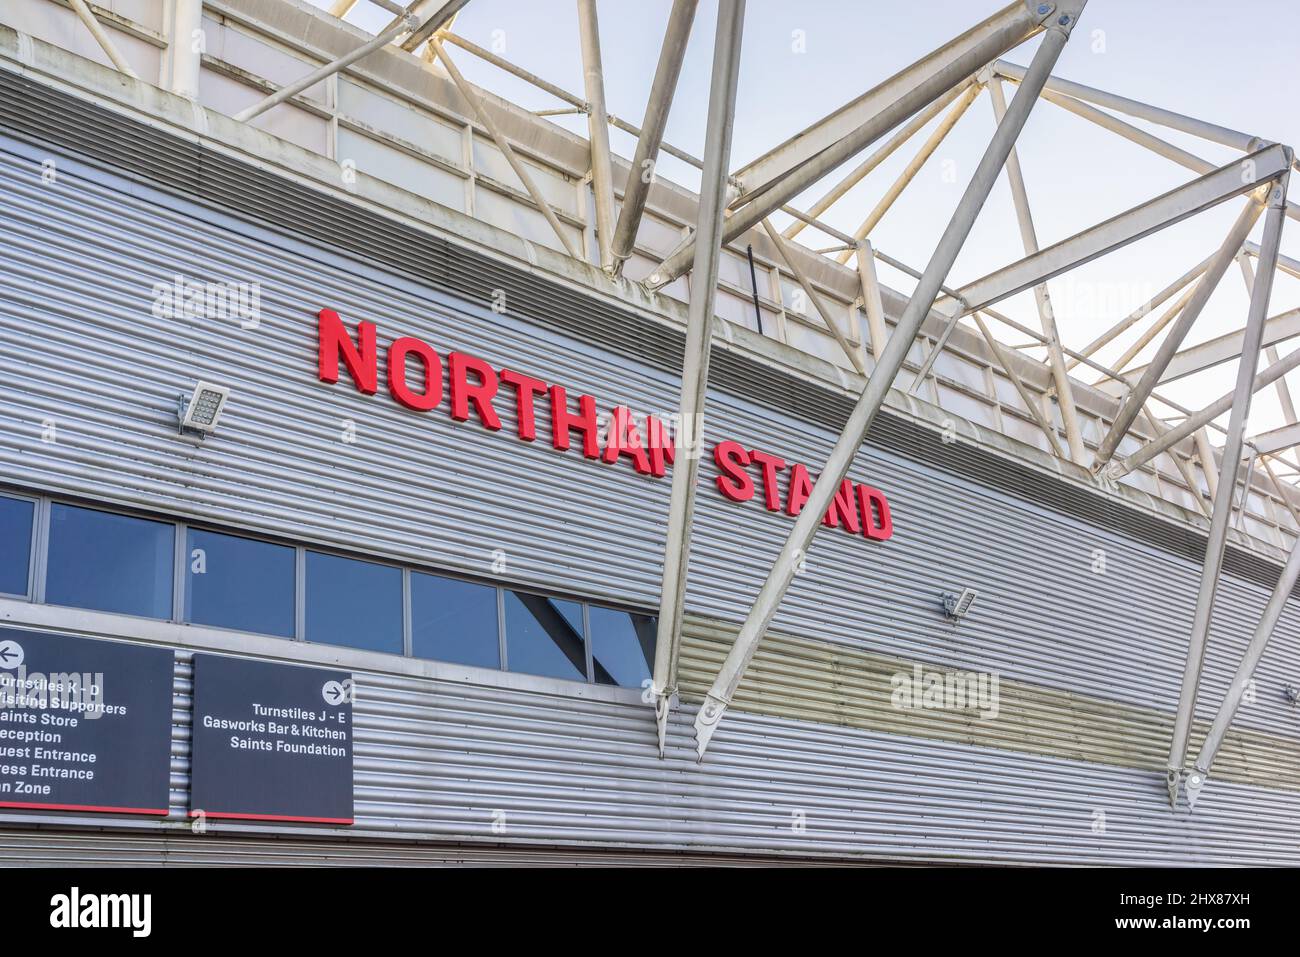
2, 121, 1300, 864
677, 617, 1300, 793
1, 646, 1298, 866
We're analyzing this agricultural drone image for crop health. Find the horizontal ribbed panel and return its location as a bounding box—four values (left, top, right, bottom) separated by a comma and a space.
0, 830, 883, 867
0, 637, 1297, 865
679, 615, 1300, 792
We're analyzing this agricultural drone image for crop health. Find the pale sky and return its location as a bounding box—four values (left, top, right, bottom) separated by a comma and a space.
316, 0, 1300, 446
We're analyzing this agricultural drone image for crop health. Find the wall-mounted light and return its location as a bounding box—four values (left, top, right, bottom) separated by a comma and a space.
178, 381, 230, 438
1284, 683, 1299, 706
941, 587, 979, 621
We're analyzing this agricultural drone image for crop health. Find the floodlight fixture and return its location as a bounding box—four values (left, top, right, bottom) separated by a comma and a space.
941, 587, 979, 621
178, 381, 230, 438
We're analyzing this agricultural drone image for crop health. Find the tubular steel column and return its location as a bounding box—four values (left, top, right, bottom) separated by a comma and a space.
833, 83, 982, 264
1186, 526, 1300, 806
611, 0, 698, 272
973, 313, 1065, 458
1066, 254, 1212, 371
651, 0, 746, 756
783, 85, 971, 241
577, 0, 617, 271
760, 219, 865, 375
691, 3, 1085, 760
1239, 253, 1300, 425
1113, 348, 1300, 478
235, 2, 443, 122
70, 0, 140, 79
1167, 179, 1288, 806
1092, 199, 1264, 474
168, 0, 204, 100
856, 241, 889, 361
987, 76, 1085, 463
1194, 428, 1220, 501
428, 36, 582, 259
646, 0, 1060, 288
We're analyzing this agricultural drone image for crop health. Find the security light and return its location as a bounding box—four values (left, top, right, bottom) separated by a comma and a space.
178, 382, 230, 437
941, 587, 979, 621
1285, 684, 1300, 706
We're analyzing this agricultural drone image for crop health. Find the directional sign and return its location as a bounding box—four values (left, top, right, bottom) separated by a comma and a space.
0, 627, 173, 816
189, 654, 354, 824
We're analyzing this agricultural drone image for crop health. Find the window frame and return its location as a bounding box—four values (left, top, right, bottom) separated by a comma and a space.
4, 491, 656, 690
0, 491, 39, 601
409, 567, 503, 671
179, 523, 299, 640
501, 588, 591, 683
302, 547, 407, 655
41, 499, 178, 622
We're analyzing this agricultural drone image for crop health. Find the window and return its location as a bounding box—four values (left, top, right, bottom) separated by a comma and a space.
0, 495, 34, 597
504, 590, 587, 681
45, 504, 174, 619
590, 606, 655, 688
185, 528, 295, 637
21, 496, 658, 689
411, 572, 500, 669
305, 551, 402, 654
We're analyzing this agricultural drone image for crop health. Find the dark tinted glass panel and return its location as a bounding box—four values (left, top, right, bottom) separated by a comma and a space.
46, 504, 173, 619
185, 529, 295, 637
305, 551, 402, 654
504, 591, 586, 681
411, 573, 499, 668
0, 496, 33, 596
590, 607, 655, 688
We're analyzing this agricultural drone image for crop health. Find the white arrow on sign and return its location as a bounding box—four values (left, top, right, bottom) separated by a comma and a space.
0, 640, 24, 670
322, 680, 345, 705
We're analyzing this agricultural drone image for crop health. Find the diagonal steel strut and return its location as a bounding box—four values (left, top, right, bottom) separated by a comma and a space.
1184, 525, 1300, 808
651, 0, 747, 757
1167, 177, 1288, 807
644, 0, 1061, 290
690, 0, 1088, 761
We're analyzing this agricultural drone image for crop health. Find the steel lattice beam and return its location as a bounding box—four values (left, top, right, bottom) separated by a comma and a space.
610, 0, 699, 272
951, 145, 1290, 317
645, 0, 1059, 289
1106, 306, 1300, 390
690, 0, 1087, 761
1248, 422, 1300, 458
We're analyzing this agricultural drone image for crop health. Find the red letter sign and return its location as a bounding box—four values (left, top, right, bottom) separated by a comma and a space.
387, 337, 443, 411
318, 308, 377, 394
550, 385, 600, 458
449, 352, 502, 431
857, 484, 893, 540
714, 441, 755, 502
499, 368, 548, 441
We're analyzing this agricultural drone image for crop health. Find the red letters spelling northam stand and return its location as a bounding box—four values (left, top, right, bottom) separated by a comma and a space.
316, 308, 892, 542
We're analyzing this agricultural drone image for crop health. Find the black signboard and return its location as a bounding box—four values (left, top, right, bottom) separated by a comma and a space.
0, 627, 173, 816
190, 654, 354, 824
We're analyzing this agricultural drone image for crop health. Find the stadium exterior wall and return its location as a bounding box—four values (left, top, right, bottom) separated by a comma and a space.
2, 71, 1300, 865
